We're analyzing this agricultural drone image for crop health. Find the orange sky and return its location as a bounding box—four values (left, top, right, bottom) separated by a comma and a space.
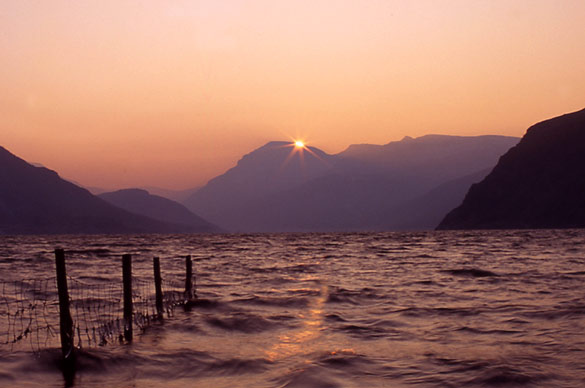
2, 1, 584, 190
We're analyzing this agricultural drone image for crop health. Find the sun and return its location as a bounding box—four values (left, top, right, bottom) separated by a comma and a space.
294, 140, 305, 148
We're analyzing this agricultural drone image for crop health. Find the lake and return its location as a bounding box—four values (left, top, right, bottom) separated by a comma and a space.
1, 230, 584, 387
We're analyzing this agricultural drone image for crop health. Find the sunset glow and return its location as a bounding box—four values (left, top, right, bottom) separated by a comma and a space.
2, 4, 585, 386
1, 1, 584, 190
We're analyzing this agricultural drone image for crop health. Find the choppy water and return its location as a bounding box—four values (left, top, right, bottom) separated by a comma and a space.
1, 230, 585, 387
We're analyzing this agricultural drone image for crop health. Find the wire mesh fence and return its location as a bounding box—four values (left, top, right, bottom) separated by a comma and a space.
68, 277, 124, 348
0, 253, 196, 355
0, 278, 59, 352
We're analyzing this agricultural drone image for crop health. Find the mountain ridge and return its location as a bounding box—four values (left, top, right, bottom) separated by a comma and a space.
99, 188, 220, 233
438, 108, 585, 230
0, 146, 217, 235
185, 135, 519, 232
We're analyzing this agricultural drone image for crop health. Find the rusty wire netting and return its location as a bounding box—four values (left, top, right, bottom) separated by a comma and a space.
68, 277, 124, 348
0, 278, 59, 352
1, 268, 193, 353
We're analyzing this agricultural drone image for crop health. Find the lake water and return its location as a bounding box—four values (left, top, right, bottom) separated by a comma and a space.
1, 230, 585, 387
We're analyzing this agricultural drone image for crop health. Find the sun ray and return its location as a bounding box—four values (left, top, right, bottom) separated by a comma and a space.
277, 135, 331, 172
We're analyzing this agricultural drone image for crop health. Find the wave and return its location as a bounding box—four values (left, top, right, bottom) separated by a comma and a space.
327, 286, 384, 305
443, 268, 499, 278
466, 366, 549, 387
185, 298, 223, 310
205, 312, 279, 333
231, 295, 311, 308
65, 248, 113, 257
398, 306, 482, 318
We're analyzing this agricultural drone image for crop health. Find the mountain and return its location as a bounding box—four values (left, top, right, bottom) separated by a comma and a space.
185, 136, 518, 232
99, 189, 220, 232
138, 186, 201, 202
85, 185, 200, 202
375, 168, 492, 230
335, 135, 519, 185
0, 146, 215, 234
438, 108, 585, 230
85, 186, 108, 195
184, 141, 333, 227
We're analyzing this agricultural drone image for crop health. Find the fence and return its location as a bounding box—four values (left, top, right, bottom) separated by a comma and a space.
0, 249, 196, 361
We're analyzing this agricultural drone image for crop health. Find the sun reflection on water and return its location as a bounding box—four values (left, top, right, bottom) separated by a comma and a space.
265, 283, 329, 362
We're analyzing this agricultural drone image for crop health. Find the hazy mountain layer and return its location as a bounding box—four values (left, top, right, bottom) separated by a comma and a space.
185, 135, 518, 232
184, 141, 333, 225
99, 189, 220, 232
0, 146, 213, 234
438, 108, 585, 230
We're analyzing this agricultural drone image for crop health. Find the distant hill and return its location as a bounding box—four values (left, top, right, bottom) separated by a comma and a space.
84, 186, 108, 195
85, 185, 200, 202
184, 141, 333, 227
438, 108, 585, 230
0, 146, 215, 235
185, 136, 518, 232
138, 186, 201, 202
99, 189, 220, 232
352, 168, 491, 231
336, 135, 519, 186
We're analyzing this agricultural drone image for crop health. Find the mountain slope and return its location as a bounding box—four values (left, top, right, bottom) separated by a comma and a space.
438, 108, 585, 230
185, 136, 518, 232
378, 169, 491, 230
335, 135, 519, 185
99, 189, 220, 232
138, 186, 200, 202
184, 141, 333, 224
0, 146, 208, 234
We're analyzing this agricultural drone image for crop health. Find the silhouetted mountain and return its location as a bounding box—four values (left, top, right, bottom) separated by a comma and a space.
99, 189, 220, 232
0, 146, 214, 234
139, 186, 201, 202
84, 186, 108, 195
87, 185, 200, 202
185, 136, 518, 232
379, 169, 491, 230
184, 141, 333, 225
438, 108, 585, 230
335, 135, 519, 186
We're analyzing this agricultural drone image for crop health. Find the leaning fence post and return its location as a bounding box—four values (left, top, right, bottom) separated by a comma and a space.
55, 249, 75, 360
122, 254, 133, 342
185, 255, 193, 302
153, 257, 163, 319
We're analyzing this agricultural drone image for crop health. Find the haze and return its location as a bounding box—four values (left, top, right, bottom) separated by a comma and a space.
2, 0, 584, 189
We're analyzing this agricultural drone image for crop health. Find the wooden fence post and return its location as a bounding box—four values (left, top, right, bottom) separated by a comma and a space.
55, 249, 75, 360
122, 254, 133, 342
185, 255, 193, 302
153, 257, 163, 319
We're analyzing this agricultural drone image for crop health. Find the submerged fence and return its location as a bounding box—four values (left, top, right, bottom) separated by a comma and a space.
0, 278, 57, 353
0, 249, 196, 359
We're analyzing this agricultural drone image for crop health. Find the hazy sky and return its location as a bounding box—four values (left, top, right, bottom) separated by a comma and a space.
2, 1, 584, 190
